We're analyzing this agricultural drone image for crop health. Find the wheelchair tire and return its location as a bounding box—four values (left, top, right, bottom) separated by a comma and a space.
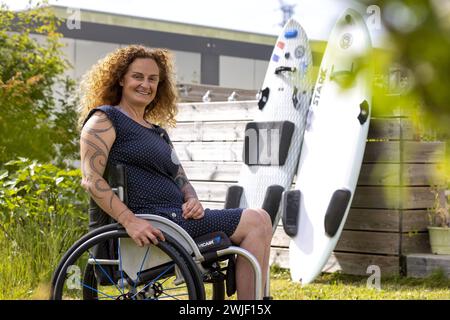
52, 225, 205, 300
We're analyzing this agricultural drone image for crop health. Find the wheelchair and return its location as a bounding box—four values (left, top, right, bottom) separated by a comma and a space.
50, 163, 284, 300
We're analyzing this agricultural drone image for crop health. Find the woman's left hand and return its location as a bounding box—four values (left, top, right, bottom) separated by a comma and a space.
182, 198, 204, 220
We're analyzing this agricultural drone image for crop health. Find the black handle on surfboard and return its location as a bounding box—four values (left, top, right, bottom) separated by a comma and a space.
275, 66, 297, 75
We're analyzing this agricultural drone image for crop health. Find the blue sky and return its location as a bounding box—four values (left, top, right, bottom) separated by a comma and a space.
1, 0, 388, 46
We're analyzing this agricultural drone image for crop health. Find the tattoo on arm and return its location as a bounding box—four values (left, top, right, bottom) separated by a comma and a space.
81, 112, 115, 210
175, 165, 198, 201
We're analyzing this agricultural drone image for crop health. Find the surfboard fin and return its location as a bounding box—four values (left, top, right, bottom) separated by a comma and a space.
357, 100, 370, 125
324, 189, 351, 237
282, 190, 301, 237
262, 185, 285, 227
224, 185, 243, 209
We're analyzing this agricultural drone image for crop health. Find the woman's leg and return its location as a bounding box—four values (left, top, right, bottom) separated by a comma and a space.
229, 208, 272, 300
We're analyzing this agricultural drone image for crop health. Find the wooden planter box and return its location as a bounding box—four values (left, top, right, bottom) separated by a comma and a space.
170, 100, 446, 277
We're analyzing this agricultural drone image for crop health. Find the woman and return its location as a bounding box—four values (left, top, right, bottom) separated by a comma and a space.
78, 45, 272, 299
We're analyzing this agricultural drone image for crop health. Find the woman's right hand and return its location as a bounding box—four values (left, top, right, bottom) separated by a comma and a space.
120, 213, 165, 247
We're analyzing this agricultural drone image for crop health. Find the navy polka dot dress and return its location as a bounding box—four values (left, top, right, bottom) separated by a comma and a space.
84, 105, 243, 238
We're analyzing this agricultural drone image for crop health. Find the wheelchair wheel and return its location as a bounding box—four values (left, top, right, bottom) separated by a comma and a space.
52, 225, 204, 300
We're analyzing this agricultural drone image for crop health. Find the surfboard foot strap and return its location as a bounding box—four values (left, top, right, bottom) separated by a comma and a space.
224, 185, 243, 209
258, 87, 270, 110
262, 185, 285, 226
357, 100, 370, 125
324, 189, 352, 237
275, 66, 297, 75
282, 190, 301, 237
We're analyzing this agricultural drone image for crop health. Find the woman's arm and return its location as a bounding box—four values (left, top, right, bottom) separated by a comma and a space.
176, 165, 204, 220
164, 131, 204, 219
80, 111, 164, 245
174, 165, 198, 201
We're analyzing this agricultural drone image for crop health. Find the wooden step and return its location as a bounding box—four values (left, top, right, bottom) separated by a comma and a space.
406, 254, 450, 278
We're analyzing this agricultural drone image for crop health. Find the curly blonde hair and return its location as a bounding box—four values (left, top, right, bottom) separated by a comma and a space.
77, 45, 179, 129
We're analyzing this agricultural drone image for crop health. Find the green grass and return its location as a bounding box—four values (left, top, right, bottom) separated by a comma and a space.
2, 235, 450, 300
269, 265, 450, 300
0, 216, 87, 300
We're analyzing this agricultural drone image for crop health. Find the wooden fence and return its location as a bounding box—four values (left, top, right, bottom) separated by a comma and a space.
168, 100, 446, 276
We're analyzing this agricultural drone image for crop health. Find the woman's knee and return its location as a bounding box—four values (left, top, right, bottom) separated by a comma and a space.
231, 208, 272, 244
242, 208, 272, 237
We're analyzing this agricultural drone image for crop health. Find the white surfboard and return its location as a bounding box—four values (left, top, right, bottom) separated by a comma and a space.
284, 9, 373, 284
225, 19, 313, 231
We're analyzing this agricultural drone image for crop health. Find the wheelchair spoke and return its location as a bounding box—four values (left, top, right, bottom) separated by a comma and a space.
80, 282, 120, 300
131, 263, 173, 299
87, 250, 124, 295
132, 246, 151, 291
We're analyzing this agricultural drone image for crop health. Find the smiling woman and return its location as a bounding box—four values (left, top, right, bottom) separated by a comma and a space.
77, 45, 178, 128
117, 58, 160, 128
76, 44, 273, 300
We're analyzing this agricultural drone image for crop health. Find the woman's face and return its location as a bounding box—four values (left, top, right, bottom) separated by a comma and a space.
120, 58, 160, 108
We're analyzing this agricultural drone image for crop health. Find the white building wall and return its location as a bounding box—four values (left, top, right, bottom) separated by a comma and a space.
219, 55, 268, 90
171, 50, 201, 84
59, 40, 202, 85
74, 40, 121, 80
25, 34, 264, 91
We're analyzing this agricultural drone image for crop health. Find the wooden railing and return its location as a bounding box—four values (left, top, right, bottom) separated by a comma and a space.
177, 83, 257, 102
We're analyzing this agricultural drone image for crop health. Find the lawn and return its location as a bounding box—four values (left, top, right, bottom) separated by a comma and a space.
2, 264, 450, 300
269, 266, 450, 300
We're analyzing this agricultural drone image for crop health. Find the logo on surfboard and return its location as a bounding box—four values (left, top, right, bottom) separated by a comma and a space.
340, 33, 353, 49
312, 68, 328, 106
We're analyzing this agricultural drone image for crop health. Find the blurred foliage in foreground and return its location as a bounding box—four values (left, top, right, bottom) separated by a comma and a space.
362, 0, 450, 185
0, 3, 79, 167
361, 0, 449, 134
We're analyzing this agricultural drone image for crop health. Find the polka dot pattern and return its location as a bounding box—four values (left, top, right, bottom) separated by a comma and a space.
84, 105, 244, 238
